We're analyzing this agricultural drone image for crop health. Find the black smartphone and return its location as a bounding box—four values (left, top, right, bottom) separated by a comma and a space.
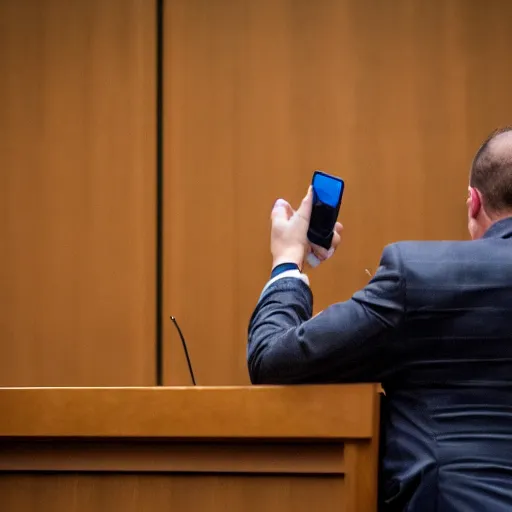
307, 170, 345, 250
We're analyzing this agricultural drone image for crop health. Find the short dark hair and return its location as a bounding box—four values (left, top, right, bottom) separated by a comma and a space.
470, 126, 512, 213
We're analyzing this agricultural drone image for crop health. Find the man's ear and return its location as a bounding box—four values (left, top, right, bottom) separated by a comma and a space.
468, 186, 482, 219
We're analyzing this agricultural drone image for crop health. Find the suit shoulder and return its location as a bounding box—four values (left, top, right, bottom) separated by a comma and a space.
379, 241, 485, 274
384, 240, 474, 262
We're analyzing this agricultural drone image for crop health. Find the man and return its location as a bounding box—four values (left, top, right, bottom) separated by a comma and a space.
248, 127, 512, 511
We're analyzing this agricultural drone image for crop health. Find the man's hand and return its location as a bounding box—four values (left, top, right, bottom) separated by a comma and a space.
270, 187, 343, 270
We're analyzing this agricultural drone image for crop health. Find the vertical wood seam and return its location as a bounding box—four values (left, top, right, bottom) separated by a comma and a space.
155, 0, 164, 386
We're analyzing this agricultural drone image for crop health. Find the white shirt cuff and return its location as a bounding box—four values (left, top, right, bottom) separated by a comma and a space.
260, 269, 310, 296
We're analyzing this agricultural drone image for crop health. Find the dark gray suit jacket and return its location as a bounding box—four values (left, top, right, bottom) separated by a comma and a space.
248, 217, 512, 511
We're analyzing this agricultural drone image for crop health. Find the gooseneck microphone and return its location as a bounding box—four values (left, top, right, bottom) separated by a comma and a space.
170, 316, 197, 386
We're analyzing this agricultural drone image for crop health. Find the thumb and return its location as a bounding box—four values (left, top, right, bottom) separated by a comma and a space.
296, 186, 313, 222
271, 198, 294, 221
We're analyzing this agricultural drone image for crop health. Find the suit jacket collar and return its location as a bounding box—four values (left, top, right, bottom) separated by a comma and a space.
482, 216, 512, 239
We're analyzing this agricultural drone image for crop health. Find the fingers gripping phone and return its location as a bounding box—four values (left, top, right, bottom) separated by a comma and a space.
307, 171, 344, 250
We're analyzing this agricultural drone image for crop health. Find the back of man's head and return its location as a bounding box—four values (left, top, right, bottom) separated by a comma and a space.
470, 127, 512, 215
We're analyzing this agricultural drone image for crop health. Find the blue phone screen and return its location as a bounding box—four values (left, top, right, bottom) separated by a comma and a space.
313, 173, 344, 207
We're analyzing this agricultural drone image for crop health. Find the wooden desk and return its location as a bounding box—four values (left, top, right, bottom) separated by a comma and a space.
0, 385, 380, 511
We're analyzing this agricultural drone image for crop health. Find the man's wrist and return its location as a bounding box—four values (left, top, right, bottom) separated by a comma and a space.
272, 252, 304, 271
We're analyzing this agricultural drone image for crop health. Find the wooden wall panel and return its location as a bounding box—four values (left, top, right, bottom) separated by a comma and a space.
162, 0, 512, 385
0, 0, 156, 386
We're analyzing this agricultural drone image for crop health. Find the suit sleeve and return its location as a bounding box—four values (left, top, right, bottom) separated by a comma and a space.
247, 244, 405, 384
